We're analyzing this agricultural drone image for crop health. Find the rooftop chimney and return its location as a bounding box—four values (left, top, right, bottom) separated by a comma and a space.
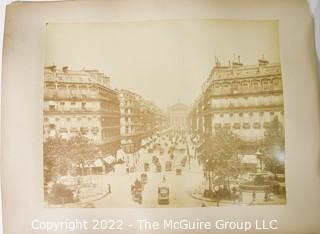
45, 65, 56, 72
62, 66, 69, 73
232, 55, 243, 68
258, 54, 269, 66
104, 76, 111, 88
214, 56, 221, 67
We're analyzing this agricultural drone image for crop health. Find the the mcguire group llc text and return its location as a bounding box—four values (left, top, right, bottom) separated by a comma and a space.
31, 218, 278, 232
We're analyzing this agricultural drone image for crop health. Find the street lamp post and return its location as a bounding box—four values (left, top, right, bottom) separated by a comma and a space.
187, 140, 191, 170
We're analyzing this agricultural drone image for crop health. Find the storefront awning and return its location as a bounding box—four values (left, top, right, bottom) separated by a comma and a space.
103, 155, 115, 164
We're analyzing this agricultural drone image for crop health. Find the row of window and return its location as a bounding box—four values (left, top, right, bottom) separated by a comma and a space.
214, 122, 271, 130
45, 73, 107, 85
47, 126, 120, 138
45, 85, 114, 100
47, 101, 118, 111
102, 129, 121, 139
47, 126, 100, 135
124, 126, 145, 134
209, 95, 283, 107
121, 100, 138, 106
212, 78, 281, 89
47, 102, 92, 111
212, 111, 284, 118
209, 78, 282, 95
101, 118, 119, 126
44, 116, 120, 125
101, 101, 119, 111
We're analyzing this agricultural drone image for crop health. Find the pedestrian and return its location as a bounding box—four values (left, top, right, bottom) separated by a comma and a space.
251, 191, 256, 205
232, 187, 237, 204
264, 191, 269, 201
216, 190, 220, 207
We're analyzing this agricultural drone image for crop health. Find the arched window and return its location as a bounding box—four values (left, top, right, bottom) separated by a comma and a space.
46, 85, 56, 98
252, 80, 259, 91
262, 80, 270, 90
241, 81, 249, 91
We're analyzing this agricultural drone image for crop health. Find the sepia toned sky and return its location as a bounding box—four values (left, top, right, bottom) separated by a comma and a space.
45, 19, 280, 109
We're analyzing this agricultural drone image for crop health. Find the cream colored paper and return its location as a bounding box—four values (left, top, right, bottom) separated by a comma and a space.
1, 0, 320, 233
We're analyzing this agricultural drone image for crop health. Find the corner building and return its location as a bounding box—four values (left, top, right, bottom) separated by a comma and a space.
190, 58, 284, 142
43, 66, 120, 155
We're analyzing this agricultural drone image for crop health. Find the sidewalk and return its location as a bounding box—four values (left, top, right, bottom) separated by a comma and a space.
46, 189, 110, 208
191, 191, 286, 206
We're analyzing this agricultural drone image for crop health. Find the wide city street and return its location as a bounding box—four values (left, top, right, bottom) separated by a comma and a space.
91, 133, 206, 208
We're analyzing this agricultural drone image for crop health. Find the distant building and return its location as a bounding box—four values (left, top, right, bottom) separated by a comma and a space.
190, 57, 284, 142
119, 89, 144, 153
167, 101, 190, 131
43, 66, 120, 155
119, 89, 167, 153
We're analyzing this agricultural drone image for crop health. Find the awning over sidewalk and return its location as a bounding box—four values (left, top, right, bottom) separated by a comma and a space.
81, 159, 104, 168
103, 155, 115, 164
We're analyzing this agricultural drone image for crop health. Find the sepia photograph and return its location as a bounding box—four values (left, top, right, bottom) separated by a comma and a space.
43, 19, 286, 208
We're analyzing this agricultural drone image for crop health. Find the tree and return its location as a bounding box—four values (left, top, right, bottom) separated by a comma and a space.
67, 135, 99, 174
44, 134, 99, 185
261, 116, 285, 174
199, 128, 243, 194
44, 137, 71, 184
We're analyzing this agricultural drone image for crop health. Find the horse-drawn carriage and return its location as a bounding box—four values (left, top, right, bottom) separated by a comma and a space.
176, 167, 182, 175
152, 155, 158, 164
131, 179, 143, 204
158, 183, 169, 205
156, 162, 162, 172
165, 161, 172, 172
141, 173, 148, 184
144, 163, 150, 172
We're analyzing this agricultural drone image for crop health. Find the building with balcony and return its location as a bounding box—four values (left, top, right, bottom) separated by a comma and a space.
119, 89, 167, 153
190, 57, 284, 142
119, 89, 145, 153
43, 66, 120, 155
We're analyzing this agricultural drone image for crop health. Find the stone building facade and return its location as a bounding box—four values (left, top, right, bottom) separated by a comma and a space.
43, 66, 120, 155
119, 89, 167, 153
167, 101, 190, 132
119, 89, 144, 153
190, 57, 284, 142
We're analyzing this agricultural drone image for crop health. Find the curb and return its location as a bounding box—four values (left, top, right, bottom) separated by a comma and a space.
191, 193, 285, 206
191, 193, 239, 205
46, 190, 109, 208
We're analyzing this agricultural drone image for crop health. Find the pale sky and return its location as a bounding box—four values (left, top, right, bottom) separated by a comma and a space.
45, 19, 280, 109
